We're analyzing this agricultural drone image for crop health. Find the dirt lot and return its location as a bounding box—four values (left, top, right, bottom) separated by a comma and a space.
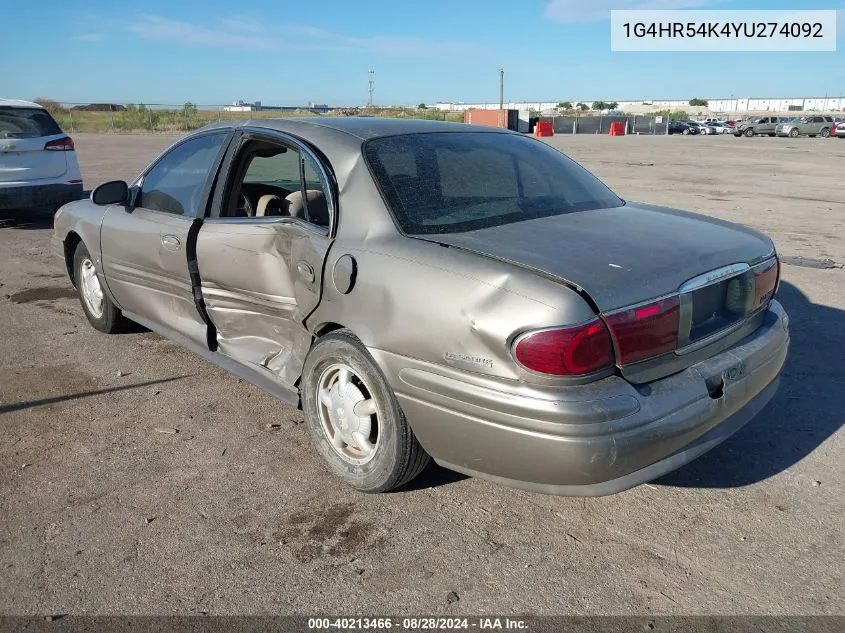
1, 132, 842, 616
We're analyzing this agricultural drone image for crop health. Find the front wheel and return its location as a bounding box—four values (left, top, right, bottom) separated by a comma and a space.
682, 129, 690, 135
789, 128, 800, 138
73, 242, 125, 333
744, 128, 754, 137
820, 128, 830, 138
301, 329, 430, 492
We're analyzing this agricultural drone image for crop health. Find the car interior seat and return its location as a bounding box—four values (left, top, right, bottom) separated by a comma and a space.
286, 190, 329, 227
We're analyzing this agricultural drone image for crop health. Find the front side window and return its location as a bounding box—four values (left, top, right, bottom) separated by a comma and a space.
140, 133, 227, 216
364, 132, 623, 235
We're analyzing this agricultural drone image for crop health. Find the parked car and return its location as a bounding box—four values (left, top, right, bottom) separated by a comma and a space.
0, 98, 83, 211
668, 120, 696, 135
708, 122, 732, 134
833, 120, 845, 139
734, 116, 780, 137
53, 118, 788, 496
686, 121, 712, 135
776, 115, 834, 138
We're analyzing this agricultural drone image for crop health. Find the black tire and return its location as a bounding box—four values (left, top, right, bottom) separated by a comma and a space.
820, 128, 830, 138
744, 128, 754, 137
768, 133, 776, 137
301, 329, 430, 492
682, 129, 690, 135
73, 242, 125, 334
789, 128, 800, 138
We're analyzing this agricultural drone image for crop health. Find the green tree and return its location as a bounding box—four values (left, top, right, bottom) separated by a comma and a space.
577, 103, 590, 111
606, 101, 619, 110
558, 101, 573, 110
417, 103, 427, 109
652, 109, 690, 121
689, 98, 709, 107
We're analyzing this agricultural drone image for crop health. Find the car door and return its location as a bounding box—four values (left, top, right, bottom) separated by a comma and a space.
194, 130, 336, 389
100, 130, 231, 347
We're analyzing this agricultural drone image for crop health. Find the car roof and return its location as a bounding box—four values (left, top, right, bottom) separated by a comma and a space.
204, 116, 518, 141
0, 98, 43, 109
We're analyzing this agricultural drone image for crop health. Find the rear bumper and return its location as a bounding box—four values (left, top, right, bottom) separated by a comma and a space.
371, 300, 789, 496
0, 183, 83, 210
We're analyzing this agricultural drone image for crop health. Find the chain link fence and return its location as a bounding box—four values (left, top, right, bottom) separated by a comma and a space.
540, 114, 670, 135
32, 101, 464, 134
43, 101, 842, 136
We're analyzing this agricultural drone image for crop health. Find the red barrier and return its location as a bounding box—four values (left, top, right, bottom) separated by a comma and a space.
534, 121, 553, 137
609, 121, 626, 136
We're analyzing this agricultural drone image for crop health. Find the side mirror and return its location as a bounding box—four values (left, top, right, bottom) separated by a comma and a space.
92, 180, 129, 206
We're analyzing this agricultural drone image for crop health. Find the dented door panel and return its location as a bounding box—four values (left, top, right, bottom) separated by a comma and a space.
195, 218, 329, 388
100, 207, 207, 347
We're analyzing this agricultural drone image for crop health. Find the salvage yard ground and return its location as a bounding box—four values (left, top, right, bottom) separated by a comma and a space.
0, 132, 843, 615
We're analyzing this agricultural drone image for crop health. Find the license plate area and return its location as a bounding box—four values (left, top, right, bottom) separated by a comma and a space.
677, 263, 754, 352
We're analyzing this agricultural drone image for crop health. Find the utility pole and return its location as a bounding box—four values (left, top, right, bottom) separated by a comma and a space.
368, 69, 375, 107
498, 67, 504, 110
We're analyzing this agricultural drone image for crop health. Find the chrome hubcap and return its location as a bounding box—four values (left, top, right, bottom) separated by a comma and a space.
317, 363, 380, 464
79, 258, 104, 318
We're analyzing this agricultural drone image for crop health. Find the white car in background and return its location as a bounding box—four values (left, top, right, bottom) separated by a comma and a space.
0, 99, 83, 211
687, 121, 716, 135
707, 121, 733, 134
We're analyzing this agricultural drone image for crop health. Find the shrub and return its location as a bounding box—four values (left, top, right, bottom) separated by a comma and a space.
33, 98, 65, 115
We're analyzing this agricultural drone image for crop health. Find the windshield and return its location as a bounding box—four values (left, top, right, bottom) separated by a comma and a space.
0, 107, 62, 139
364, 132, 624, 235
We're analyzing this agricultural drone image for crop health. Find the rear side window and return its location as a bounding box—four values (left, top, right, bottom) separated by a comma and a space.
140, 133, 227, 216
0, 107, 62, 139
364, 132, 623, 235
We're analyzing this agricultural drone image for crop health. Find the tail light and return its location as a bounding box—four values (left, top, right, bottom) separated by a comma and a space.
752, 258, 779, 310
605, 296, 680, 365
514, 320, 614, 376
44, 136, 74, 151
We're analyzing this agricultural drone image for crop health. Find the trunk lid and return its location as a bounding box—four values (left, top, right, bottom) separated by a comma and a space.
426, 203, 774, 312
0, 106, 68, 183
0, 135, 68, 182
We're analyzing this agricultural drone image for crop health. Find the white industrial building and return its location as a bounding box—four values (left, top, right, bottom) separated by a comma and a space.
223, 100, 263, 112
434, 96, 845, 114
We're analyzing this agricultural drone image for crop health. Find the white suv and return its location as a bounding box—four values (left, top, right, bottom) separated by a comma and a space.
0, 99, 83, 211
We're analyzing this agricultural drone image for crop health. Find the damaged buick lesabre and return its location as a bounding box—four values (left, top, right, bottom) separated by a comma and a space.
53, 118, 789, 495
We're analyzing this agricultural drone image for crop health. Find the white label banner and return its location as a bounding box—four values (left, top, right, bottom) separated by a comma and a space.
611, 10, 837, 52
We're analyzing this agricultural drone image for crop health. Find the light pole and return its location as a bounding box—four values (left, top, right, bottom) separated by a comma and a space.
498, 68, 504, 110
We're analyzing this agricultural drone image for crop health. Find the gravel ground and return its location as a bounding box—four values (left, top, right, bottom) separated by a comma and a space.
0, 131, 842, 616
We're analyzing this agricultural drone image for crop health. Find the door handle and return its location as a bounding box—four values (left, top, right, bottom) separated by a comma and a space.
296, 261, 315, 283
161, 234, 181, 251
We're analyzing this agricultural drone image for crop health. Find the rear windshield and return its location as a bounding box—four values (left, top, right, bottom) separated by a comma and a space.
0, 107, 62, 139
364, 132, 623, 235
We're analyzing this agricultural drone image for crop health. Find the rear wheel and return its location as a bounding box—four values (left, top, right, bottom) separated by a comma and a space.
744, 128, 754, 137
682, 129, 690, 135
73, 243, 125, 333
820, 128, 830, 138
301, 329, 430, 492
789, 128, 800, 138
